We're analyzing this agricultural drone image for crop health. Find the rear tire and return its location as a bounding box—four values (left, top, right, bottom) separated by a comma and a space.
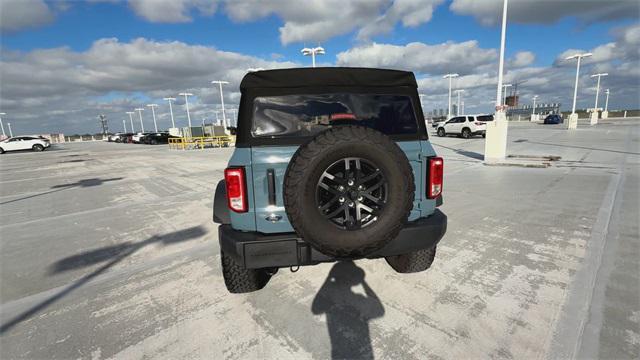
386, 246, 436, 273
32, 144, 44, 152
482, 133, 486, 138
461, 128, 471, 139
437, 128, 445, 137
0, 147, 4, 154
221, 251, 271, 293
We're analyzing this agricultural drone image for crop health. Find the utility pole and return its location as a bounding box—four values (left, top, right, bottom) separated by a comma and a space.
122, 119, 127, 132
163, 97, 176, 128
443, 73, 459, 118
99, 114, 108, 136
126, 111, 135, 133
7, 122, 13, 137
211, 81, 229, 132
565, 52, 592, 129
135, 108, 145, 132
147, 104, 159, 132
179, 93, 193, 128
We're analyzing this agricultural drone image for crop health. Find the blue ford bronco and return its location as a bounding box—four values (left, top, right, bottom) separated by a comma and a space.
213, 68, 447, 293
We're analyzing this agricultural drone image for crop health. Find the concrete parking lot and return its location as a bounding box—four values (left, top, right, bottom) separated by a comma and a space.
1, 119, 638, 359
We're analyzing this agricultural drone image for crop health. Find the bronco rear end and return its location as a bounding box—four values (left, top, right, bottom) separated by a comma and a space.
213, 67, 447, 293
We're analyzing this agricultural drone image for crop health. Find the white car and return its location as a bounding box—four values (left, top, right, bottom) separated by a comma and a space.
436, 115, 493, 139
0, 136, 51, 154
131, 133, 146, 143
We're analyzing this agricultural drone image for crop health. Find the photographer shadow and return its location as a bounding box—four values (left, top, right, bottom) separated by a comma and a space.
312, 261, 385, 360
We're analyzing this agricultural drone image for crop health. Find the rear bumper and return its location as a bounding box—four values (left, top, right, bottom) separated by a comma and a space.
219, 209, 447, 269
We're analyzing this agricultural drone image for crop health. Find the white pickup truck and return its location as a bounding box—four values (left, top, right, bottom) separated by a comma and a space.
436, 114, 493, 139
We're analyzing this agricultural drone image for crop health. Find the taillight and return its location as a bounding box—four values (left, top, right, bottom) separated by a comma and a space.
427, 157, 443, 199
224, 167, 247, 212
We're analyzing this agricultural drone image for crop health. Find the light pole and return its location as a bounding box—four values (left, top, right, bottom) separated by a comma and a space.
301, 47, 325, 67
147, 104, 159, 132
443, 73, 459, 118
603, 89, 610, 119
531, 95, 538, 121
454, 89, 465, 116
126, 112, 135, 133
211, 81, 229, 131
214, 110, 220, 125
179, 93, 193, 128
565, 52, 592, 129
122, 119, 127, 132
501, 84, 512, 106
485, 0, 509, 163
0, 112, 6, 137
134, 108, 145, 132
590, 72, 608, 125
7, 122, 13, 137
163, 97, 176, 128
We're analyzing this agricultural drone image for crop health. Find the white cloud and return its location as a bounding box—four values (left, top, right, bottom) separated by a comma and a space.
128, 0, 217, 23
510, 51, 535, 67
0, 38, 297, 134
336, 40, 497, 75
0, 0, 55, 33
224, 0, 444, 45
450, 0, 639, 26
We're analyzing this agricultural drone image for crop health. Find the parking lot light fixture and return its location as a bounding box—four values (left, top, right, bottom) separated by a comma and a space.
178, 93, 193, 128
604, 89, 610, 111
134, 108, 145, 133
590, 73, 608, 110
566, 52, 592, 113
532, 95, 538, 115
443, 73, 459, 118
485, 0, 509, 163
454, 89, 465, 116
147, 104, 159, 132
211, 81, 229, 131
163, 97, 176, 128
126, 112, 135, 133
301, 47, 325, 67
0, 112, 6, 137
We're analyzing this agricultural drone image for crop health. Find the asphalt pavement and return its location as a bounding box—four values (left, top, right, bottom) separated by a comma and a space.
1, 119, 638, 359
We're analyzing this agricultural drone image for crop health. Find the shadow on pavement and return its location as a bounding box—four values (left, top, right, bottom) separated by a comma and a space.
0, 177, 123, 206
432, 143, 485, 161
0, 226, 206, 334
312, 261, 385, 359
518, 139, 640, 155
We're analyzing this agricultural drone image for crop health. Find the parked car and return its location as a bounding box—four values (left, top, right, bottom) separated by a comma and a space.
543, 114, 564, 124
0, 136, 51, 154
119, 133, 134, 143
213, 67, 447, 293
436, 115, 490, 138
142, 132, 179, 144
131, 132, 153, 143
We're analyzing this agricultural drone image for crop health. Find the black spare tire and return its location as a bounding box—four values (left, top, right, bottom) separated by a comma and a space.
283, 126, 415, 258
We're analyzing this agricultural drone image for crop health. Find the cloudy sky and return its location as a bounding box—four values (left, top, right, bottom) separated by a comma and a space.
1, 0, 639, 135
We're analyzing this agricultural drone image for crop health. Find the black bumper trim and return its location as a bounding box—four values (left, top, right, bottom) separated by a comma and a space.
218, 209, 447, 269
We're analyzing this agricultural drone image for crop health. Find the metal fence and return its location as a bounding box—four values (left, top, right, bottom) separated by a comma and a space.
168, 135, 234, 150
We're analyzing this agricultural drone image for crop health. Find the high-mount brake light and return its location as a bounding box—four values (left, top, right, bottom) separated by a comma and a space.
427, 157, 443, 199
224, 167, 248, 212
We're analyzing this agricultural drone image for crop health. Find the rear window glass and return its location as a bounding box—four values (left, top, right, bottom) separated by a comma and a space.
477, 115, 494, 122
251, 94, 418, 138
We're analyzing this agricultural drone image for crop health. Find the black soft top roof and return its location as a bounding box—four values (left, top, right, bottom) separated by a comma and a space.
240, 67, 417, 90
